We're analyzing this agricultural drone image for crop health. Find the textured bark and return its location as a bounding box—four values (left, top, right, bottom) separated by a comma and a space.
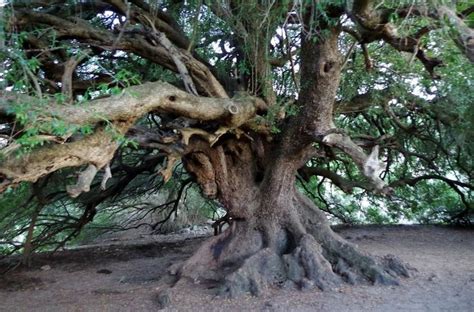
2, 1, 434, 296
172, 138, 409, 297
1, 82, 261, 126
436, 6, 474, 62
0, 127, 121, 192
0, 82, 265, 192
168, 17, 409, 296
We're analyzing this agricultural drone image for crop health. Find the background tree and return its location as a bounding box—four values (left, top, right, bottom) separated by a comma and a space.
0, 0, 472, 296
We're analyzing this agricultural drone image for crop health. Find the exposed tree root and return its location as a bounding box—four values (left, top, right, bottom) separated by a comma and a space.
169, 194, 411, 298
299, 192, 410, 286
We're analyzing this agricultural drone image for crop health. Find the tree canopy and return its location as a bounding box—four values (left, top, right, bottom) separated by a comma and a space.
0, 0, 473, 296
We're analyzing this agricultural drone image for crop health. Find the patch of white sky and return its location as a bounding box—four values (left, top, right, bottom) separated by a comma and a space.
322, 183, 413, 224
209, 40, 234, 66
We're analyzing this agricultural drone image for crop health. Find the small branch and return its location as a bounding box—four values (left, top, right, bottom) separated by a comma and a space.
66, 164, 99, 198
341, 40, 358, 70
342, 26, 361, 41
150, 178, 192, 232
24, 64, 42, 98
299, 166, 370, 193
361, 43, 372, 71
180, 128, 216, 145
61, 53, 89, 102
100, 164, 112, 190
143, 15, 198, 95
391, 174, 473, 191
383, 101, 412, 131
159, 154, 179, 183
111, 1, 131, 49
460, 5, 474, 18
284, 26, 300, 92
22, 204, 43, 266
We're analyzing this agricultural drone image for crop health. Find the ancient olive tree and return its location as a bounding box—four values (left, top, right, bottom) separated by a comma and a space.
0, 0, 473, 296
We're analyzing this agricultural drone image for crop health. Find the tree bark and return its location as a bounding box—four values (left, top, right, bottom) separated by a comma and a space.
169, 14, 409, 297
1, 1, 419, 297
172, 137, 409, 297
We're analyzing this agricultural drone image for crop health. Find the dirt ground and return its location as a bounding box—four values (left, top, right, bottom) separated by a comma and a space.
0, 225, 473, 312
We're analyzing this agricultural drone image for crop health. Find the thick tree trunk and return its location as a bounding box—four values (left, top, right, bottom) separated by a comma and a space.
172, 20, 403, 297
173, 138, 409, 297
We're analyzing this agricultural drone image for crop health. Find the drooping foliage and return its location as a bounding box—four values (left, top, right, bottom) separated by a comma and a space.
0, 0, 472, 265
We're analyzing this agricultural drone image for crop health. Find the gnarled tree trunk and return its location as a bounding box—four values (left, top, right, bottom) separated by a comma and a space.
168, 14, 410, 297
1, 0, 433, 297
175, 137, 409, 297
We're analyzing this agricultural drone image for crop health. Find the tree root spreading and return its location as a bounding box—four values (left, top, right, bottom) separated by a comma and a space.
171, 215, 411, 298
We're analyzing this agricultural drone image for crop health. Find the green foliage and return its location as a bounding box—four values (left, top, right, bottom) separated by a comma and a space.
0, 184, 34, 254
1, 50, 148, 155
0, 0, 472, 258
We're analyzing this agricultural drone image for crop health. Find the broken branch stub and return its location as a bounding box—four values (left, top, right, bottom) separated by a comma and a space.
66, 164, 98, 198
323, 132, 388, 192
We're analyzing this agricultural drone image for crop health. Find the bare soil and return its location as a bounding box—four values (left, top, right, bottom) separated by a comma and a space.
0, 225, 473, 312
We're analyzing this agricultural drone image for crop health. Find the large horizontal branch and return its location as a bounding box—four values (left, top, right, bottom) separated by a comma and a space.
0, 82, 265, 194
0, 126, 122, 194
1, 82, 263, 127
